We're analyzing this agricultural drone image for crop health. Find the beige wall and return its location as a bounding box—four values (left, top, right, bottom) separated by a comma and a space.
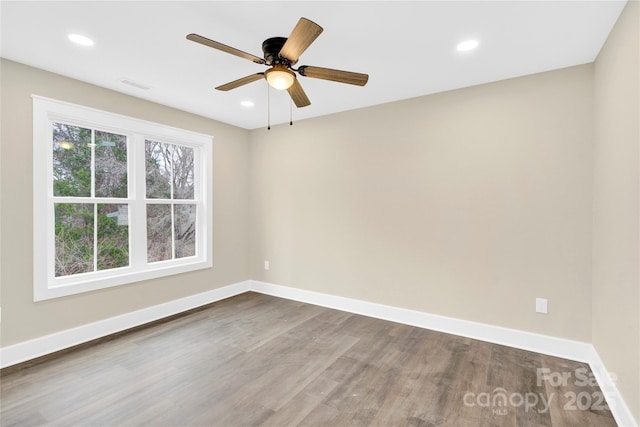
249, 64, 594, 341
593, 0, 640, 421
0, 59, 251, 346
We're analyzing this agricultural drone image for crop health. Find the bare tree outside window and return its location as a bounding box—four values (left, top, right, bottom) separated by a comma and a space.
175, 204, 196, 258
173, 145, 194, 199
147, 204, 172, 262
52, 123, 129, 277
54, 203, 94, 276
95, 131, 127, 198
146, 140, 171, 199
145, 140, 197, 262
53, 123, 91, 197
97, 204, 129, 271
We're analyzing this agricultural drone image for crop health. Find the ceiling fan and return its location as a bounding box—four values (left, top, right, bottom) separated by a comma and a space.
186, 17, 369, 108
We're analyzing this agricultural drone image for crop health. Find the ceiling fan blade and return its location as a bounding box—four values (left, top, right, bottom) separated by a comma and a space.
215, 73, 265, 91
287, 78, 311, 108
187, 33, 265, 64
298, 66, 369, 86
279, 18, 323, 64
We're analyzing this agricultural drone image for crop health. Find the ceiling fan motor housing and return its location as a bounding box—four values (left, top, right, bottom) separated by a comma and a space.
262, 37, 290, 65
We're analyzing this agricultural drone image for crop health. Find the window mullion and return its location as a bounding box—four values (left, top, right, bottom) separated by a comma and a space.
45, 120, 56, 283
170, 203, 175, 260
194, 147, 201, 259
91, 129, 96, 198
168, 145, 176, 260
91, 130, 97, 272
131, 134, 147, 269
93, 203, 98, 272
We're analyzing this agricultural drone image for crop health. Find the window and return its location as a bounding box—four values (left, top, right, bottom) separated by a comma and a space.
33, 96, 212, 301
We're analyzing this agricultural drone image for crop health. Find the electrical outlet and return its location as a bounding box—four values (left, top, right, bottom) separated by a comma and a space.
264, 260, 270, 271
536, 298, 548, 314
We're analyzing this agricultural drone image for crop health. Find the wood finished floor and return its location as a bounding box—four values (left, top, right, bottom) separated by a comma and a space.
1, 292, 617, 427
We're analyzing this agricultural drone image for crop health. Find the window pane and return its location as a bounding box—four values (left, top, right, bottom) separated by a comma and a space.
52, 123, 91, 197
55, 203, 94, 276
97, 204, 129, 271
145, 140, 171, 199
175, 205, 196, 258
95, 131, 127, 198
147, 204, 172, 262
173, 145, 194, 199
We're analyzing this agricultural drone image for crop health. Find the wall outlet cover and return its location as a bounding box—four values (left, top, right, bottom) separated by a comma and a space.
536, 298, 548, 314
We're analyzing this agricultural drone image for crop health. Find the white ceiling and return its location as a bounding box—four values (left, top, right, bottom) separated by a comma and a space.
1, 1, 627, 130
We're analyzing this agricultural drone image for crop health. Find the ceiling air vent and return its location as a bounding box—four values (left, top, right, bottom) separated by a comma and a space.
120, 78, 151, 90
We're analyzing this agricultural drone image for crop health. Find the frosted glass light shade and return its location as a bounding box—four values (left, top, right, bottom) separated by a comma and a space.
265, 66, 295, 90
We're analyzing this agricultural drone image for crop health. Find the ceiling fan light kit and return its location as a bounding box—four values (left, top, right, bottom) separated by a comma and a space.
265, 65, 295, 90
187, 16, 369, 113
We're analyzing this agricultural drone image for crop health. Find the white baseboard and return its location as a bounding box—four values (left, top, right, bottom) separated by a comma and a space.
249, 280, 637, 427
1, 279, 635, 426
249, 280, 594, 361
588, 348, 638, 427
0, 280, 250, 369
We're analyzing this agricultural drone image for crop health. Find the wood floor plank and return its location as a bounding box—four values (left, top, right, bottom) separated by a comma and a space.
0, 292, 618, 426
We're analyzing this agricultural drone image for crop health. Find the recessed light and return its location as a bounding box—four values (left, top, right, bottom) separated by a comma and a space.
68, 33, 94, 47
240, 100, 255, 108
456, 39, 479, 52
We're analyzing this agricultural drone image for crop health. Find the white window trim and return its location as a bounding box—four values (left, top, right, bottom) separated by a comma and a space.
33, 96, 213, 301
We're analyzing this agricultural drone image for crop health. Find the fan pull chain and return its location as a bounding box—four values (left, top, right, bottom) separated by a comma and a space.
267, 84, 271, 130
290, 98, 293, 126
